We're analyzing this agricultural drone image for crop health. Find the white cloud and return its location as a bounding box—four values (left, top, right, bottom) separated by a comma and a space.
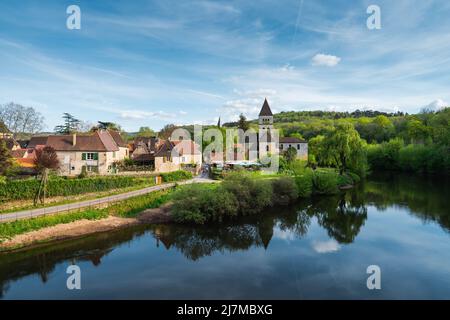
311, 240, 340, 253
120, 110, 175, 120
311, 53, 341, 67
423, 99, 448, 111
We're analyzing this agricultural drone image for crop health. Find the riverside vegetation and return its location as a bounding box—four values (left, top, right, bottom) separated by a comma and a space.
171, 168, 354, 224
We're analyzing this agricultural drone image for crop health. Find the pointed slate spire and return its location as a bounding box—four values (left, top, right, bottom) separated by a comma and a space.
259, 98, 273, 116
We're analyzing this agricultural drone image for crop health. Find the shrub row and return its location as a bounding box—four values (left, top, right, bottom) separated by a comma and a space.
367, 140, 450, 174
160, 170, 193, 182
0, 176, 151, 202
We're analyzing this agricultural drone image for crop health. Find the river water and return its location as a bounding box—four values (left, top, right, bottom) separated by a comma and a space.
1, 173, 449, 299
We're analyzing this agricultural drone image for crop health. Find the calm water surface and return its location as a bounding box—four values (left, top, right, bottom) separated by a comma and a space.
1, 173, 449, 299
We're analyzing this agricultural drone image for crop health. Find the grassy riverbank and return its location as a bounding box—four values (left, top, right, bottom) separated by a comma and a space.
0, 190, 172, 244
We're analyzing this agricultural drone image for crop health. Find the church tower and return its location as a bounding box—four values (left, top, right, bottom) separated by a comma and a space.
258, 98, 273, 130
258, 98, 276, 158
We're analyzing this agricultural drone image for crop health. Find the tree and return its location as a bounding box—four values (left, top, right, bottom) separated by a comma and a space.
322, 123, 366, 175
0, 102, 45, 138
0, 140, 14, 176
137, 126, 156, 137
159, 124, 177, 139
407, 119, 429, 144
54, 113, 80, 134
34, 146, 60, 205
285, 146, 297, 164
96, 121, 122, 131
237, 113, 250, 132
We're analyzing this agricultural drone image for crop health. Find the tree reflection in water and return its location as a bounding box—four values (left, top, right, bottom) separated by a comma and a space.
151, 192, 368, 260
1, 173, 448, 298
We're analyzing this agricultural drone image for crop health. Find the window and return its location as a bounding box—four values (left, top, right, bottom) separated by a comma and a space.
82, 152, 98, 160
86, 165, 98, 172
113, 151, 116, 158
266, 145, 269, 152
182, 156, 186, 163
289, 144, 292, 148
297, 144, 300, 150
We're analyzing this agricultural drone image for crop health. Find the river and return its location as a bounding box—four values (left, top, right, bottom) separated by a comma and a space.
1, 173, 449, 299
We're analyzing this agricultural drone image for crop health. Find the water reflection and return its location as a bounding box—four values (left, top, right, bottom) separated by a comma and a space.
0, 173, 449, 299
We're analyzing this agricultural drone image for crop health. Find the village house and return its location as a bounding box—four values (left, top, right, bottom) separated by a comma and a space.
26, 130, 129, 176
130, 136, 202, 173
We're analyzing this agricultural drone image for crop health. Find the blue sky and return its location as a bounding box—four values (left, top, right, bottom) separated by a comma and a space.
1, 0, 449, 131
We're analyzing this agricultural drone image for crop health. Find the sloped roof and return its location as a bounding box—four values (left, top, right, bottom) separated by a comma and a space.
172, 140, 202, 155
27, 136, 49, 149
28, 131, 120, 152
259, 98, 273, 116
108, 130, 128, 148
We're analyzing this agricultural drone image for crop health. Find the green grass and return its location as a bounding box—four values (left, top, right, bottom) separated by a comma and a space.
0, 190, 172, 243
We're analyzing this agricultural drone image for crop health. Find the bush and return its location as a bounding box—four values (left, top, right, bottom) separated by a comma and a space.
222, 172, 273, 215
160, 170, 193, 182
294, 169, 313, 198
0, 176, 152, 202
171, 184, 238, 224
271, 176, 298, 205
312, 170, 339, 195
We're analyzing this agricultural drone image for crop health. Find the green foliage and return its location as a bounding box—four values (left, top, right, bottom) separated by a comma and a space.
284, 146, 298, 164
0, 210, 109, 241
171, 184, 238, 224
0, 140, 14, 176
222, 172, 273, 215
0, 190, 171, 241
271, 176, 298, 205
294, 168, 314, 198
312, 170, 339, 195
160, 170, 193, 182
171, 173, 302, 224
0, 176, 153, 202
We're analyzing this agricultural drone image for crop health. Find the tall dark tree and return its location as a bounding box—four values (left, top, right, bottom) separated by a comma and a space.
54, 113, 80, 134
96, 121, 121, 131
237, 114, 250, 132
34, 146, 60, 205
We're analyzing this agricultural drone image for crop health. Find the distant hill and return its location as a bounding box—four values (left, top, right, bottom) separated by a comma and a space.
222, 109, 407, 127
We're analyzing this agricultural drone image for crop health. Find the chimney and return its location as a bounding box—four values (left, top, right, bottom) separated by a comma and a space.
72, 133, 77, 146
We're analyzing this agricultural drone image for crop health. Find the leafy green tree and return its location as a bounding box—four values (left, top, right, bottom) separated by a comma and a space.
322, 123, 367, 175
237, 113, 250, 132
137, 126, 156, 137
407, 119, 429, 144
285, 146, 297, 164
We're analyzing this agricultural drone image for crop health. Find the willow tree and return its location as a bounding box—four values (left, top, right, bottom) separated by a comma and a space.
322, 123, 367, 176
34, 146, 60, 205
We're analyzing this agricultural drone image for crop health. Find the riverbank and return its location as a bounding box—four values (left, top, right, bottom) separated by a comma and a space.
0, 202, 173, 252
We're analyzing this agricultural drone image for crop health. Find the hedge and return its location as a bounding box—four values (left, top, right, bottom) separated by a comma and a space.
160, 170, 193, 182
0, 176, 150, 202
